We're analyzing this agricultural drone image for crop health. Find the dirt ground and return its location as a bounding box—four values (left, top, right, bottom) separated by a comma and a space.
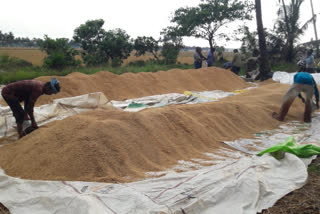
0, 67, 319, 213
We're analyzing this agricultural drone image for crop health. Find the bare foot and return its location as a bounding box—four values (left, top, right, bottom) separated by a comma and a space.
272, 112, 281, 121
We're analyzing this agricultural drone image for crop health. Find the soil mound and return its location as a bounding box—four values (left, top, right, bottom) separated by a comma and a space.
34, 67, 250, 105
0, 82, 306, 183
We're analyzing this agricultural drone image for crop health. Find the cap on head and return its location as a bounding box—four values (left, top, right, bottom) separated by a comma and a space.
50, 78, 60, 94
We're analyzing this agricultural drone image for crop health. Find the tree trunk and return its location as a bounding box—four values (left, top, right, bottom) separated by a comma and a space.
208, 34, 214, 50
255, 0, 271, 81
310, 0, 319, 57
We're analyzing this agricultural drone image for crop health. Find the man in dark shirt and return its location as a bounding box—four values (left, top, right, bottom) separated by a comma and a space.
1, 78, 60, 138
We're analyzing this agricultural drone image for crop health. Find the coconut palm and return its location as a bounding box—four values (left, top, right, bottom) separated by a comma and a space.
276, 0, 316, 62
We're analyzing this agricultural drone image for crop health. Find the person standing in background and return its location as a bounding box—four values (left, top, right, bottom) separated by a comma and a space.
305, 49, 315, 73
207, 47, 216, 67
231, 49, 242, 75
194, 47, 207, 69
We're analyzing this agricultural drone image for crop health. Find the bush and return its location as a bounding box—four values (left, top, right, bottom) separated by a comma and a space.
128, 60, 146, 67
111, 58, 122, 67
0, 55, 33, 71
161, 42, 180, 64
40, 36, 80, 70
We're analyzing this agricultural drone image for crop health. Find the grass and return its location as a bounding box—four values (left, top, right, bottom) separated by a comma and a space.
308, 160, 320, 175
271, 62, 299, 73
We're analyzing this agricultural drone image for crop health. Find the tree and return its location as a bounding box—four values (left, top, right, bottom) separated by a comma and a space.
40, 35, 80, 69
73, 19, 132, 66
160, 27, 184, 64
255, 0, 271, 81
100, 29, 133, 67
168, 0, 254, 49
0, 31, 14, 47
239, 26, 258, 57
73, 19, 108, 65
239, 26, 285, 62
276, 0, 315, 62
134, 36, 160, 60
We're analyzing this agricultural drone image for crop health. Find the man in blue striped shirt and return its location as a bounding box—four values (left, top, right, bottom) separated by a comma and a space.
272, 72, 319, 123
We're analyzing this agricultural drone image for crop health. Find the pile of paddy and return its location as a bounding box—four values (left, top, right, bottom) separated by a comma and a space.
0, 79, 306, 183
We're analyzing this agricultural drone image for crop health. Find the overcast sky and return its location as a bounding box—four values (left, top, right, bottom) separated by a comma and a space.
1, 0, 319, 48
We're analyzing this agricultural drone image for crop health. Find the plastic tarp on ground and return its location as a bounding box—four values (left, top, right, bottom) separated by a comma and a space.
273, 71, 320, 84
0, 153, 312, 214
0, 92, 109, 138
111, 88, 252, 112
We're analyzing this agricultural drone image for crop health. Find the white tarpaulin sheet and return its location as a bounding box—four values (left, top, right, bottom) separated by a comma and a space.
111, 88, 253, 112
0, 92, 109, 138
0, 153, 312, 214
273, 71, 320, 84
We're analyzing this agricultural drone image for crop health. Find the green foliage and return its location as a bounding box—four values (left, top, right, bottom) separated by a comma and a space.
0, 31, 14, 47
308, 162, 320, 175
0, 55, 32, 71
111, 57, 122, 67
0, 30, 41, 47
161, 42, 181, 64
100, 29, 133, 66
238, 26, 285, 60
40, 35, 80, 70
160, 27, 184, 65
271, 61, 298, 72
73, 19, 133, 66
169, 0, 254, 48
73, 19, 109, 65
128, 60, 146, 67
134, 36, 160, 60
275, 0, 315, 62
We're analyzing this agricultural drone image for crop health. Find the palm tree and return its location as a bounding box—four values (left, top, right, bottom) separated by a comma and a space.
310, 0, 319, 57
276, 0, 315, 62
255, 0, 271, 81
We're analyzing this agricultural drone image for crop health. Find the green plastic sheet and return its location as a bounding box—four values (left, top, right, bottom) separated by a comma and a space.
257, 136, 320, 158
127, 102, 148, 108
